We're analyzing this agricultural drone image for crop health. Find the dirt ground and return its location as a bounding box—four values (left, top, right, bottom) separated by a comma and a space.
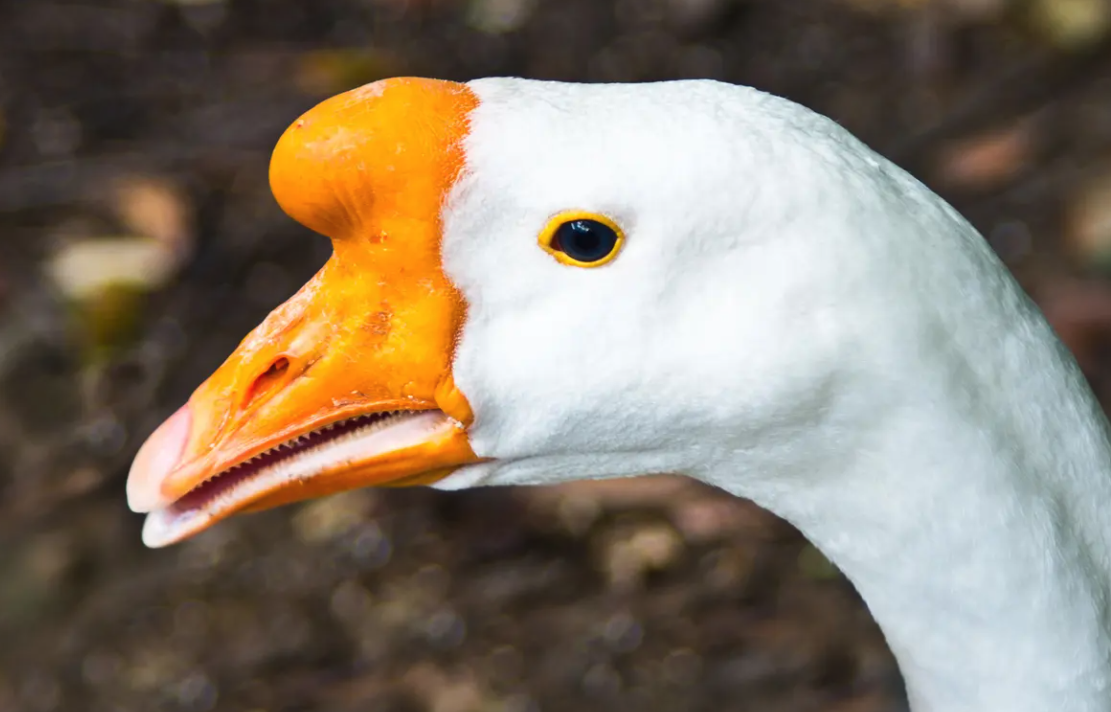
3, 1, 1111, 710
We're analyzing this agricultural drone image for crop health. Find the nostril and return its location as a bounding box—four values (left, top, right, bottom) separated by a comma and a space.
263, 357, 290, 379
246, 356, 291, 406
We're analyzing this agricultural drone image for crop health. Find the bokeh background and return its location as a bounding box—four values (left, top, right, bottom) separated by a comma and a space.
3, 0, 1111, 710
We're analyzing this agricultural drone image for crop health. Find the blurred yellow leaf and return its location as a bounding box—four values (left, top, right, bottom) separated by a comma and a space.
47, 235, 185, 359
113, 175, 193, 261
47, 237, 179, 301
74, 283, 146, 360
599, 521, 684, 591
1067, 167, 1111, 267
1030, 0, 1111, 49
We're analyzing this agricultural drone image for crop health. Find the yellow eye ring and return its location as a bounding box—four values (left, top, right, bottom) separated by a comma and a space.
538, 211, 626, 268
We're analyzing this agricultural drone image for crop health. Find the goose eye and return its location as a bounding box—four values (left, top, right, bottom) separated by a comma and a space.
538, 211, 625, 268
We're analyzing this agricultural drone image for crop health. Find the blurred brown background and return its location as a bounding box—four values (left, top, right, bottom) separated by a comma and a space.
2, 0, 1111, 710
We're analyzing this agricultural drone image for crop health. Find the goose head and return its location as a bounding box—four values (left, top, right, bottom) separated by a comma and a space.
129, 76, 948, 547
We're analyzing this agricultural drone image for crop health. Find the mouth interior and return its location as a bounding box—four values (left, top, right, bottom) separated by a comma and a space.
170, 410, 411, 516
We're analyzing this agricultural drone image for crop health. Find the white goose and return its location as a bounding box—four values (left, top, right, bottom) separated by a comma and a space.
127, 77, 1111, 712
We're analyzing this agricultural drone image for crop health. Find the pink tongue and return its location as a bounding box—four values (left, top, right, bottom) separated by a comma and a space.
127, 405, 192, 513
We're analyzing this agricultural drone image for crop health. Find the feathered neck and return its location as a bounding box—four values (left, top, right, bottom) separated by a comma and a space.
699, 261, 1111, 712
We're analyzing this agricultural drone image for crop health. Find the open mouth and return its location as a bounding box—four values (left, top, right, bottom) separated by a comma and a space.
141, 409, 452, 547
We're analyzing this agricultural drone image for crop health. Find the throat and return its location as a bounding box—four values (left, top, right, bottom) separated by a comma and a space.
790, 457, 1111, 712
705, 362, 1111, 712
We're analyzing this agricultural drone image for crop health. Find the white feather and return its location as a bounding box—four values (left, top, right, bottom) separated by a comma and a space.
437, 78, 1111, 712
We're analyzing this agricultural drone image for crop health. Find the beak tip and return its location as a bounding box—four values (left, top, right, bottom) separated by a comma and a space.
140, 511, 177, 548
127, 404, 192, 514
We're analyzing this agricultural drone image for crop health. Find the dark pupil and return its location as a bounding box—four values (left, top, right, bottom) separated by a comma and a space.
555, 220, 617, 262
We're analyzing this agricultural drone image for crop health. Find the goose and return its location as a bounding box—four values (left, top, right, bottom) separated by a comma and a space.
126, 77, 1111, 712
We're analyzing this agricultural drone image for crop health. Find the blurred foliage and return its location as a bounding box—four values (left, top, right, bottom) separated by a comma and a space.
2, 0, 1111, 711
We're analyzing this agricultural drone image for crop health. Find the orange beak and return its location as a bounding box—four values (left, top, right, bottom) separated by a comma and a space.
127, 78, 483, 547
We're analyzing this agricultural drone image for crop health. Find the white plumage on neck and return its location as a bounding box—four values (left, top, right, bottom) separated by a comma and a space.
434, 77, 1111, 711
